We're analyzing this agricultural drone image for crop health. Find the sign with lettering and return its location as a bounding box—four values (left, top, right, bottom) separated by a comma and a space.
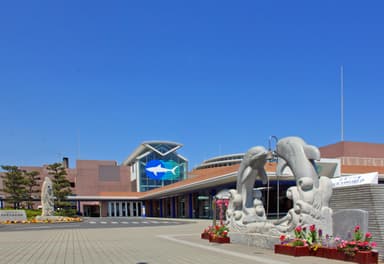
0, 210, 27, 221
331, 172, 378, 188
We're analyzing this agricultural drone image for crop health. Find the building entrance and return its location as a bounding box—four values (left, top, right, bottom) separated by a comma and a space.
83, 205, 100, 217
107, 201, 142, 217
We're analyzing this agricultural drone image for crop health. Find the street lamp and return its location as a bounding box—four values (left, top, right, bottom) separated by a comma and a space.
268, 136, 279, 219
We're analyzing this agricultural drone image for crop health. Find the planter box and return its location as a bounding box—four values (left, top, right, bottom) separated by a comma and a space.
347, 251, 378, 264
325, 248, 346, 261
275, 246, 378, 264
209, 235, 230, 244
309, 247, 326, 258
201, 233, 210, 240
274, 245, 310, 257
324, 248, 378, 264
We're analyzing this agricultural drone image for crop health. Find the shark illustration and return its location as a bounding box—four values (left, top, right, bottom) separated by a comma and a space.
145, 164, 179, 176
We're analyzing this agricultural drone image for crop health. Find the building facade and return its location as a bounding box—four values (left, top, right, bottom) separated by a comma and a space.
1, 140, 384, 219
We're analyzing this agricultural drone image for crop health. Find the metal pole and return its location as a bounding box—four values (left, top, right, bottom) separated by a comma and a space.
341, 65, 344, 141
212, 197, 216, 227
277, 173, 279, 219
269, 135, 279, 219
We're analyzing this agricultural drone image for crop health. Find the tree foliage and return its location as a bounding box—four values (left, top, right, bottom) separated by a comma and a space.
0, 165, 28, 208
46, 163, 72, 209
24, 170, 41, 209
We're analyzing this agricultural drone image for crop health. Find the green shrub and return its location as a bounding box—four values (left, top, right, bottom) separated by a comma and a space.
25, 209, 41, 219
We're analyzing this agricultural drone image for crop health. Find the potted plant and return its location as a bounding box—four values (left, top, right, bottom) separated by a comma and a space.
209, 224, 230, 243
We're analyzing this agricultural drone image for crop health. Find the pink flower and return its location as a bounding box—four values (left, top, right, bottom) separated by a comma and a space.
309, 224, 316, 232
365, 232, 372, 239
354, 225, 360, 232
371, 242, 377, 248
295, 226, 302, 233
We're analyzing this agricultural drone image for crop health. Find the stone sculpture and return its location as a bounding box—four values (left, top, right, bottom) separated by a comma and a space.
41, 177, 54, 216
226, 146, 269, 229
227, 136, 333, 237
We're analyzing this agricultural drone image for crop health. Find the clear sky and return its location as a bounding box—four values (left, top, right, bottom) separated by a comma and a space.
1, 1, 383, 169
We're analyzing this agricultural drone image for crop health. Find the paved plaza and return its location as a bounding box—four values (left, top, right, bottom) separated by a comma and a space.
0, 218, 380, 264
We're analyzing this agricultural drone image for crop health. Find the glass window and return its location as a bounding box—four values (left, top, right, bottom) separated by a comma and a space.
116, 202, 120, 216
122, 202, 126, 217
138, 151, 187, 192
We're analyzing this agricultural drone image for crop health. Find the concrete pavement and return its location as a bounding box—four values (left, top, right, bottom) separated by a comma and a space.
0, 219, 378, 264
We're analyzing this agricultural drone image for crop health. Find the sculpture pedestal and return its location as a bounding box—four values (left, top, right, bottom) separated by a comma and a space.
229, 232, 279, 249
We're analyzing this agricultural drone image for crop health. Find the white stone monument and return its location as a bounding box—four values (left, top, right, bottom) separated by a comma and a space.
41, 177, 54, 216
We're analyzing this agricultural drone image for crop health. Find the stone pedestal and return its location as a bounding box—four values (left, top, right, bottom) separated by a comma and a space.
229, 232, 279, 249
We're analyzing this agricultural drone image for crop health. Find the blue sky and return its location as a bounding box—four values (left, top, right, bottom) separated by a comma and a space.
1, 1, 383, 169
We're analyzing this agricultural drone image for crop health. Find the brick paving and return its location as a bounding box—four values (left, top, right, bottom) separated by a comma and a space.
0, 219, 379, 264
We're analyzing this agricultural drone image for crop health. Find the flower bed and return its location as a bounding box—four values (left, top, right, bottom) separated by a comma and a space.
275, 224, 378, 264
0, 217, 82, 224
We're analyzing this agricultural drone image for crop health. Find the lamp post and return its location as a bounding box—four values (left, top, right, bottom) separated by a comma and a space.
268, 136, 279, 219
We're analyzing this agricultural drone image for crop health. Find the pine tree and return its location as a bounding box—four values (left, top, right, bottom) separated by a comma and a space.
24, 170, 41, 209
0, 165, 28, 208
46, 163, 72, 212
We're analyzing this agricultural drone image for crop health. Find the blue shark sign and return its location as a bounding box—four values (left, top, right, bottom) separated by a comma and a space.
145, 160, 180, 180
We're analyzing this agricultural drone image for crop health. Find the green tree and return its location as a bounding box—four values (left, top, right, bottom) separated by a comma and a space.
46, 163, 72, 213
0, 165, 28, 208
23, 170, 41, 209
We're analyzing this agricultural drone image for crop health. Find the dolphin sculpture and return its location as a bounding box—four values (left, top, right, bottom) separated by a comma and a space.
276, 137, 320, 188
236, 146, 268, 218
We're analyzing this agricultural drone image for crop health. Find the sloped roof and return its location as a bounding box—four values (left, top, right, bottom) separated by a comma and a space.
122, 141, 184, 166
320, 141, 384, 158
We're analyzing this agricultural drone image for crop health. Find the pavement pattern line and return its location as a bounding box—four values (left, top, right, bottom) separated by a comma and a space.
158, 234, 287, 264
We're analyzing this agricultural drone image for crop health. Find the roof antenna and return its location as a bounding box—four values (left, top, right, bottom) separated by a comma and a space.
341, 65, 344, 142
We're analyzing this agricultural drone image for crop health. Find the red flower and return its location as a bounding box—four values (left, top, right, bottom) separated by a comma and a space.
279, 235, 286, 242
295, 226, 302, 233
354, 225, 360, 232
309, 224, 316, 232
